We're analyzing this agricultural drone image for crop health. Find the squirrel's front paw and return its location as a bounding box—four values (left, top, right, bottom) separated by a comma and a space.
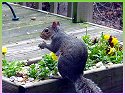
38, 41, 46, 49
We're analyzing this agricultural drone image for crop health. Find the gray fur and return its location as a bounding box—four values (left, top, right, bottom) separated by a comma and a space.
74, 75, 102, 93
39, 23, 102, 93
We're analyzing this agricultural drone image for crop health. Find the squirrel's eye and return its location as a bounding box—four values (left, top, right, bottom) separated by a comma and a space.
45, 29, 48, 32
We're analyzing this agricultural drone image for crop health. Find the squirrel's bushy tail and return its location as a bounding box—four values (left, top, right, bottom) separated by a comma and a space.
74, 75, 102, 93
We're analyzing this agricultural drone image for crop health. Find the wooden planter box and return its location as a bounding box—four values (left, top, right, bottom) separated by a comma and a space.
2, 58, 123, 93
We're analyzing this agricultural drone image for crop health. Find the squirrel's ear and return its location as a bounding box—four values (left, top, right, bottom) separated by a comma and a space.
57, 22, 60, 26
52, 22, 57, 28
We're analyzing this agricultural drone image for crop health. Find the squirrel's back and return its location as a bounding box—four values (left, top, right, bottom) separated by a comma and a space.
51, 27, 88, 64
39, 22, 102, 93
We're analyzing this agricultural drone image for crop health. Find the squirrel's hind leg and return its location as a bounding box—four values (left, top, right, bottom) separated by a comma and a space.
57, 56, 80, 82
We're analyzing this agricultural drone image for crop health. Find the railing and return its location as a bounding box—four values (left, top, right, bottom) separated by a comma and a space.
2, 2, 19, 21
13, 2, 122, 30
14, 2, 93, 23
14, 2, 72, 17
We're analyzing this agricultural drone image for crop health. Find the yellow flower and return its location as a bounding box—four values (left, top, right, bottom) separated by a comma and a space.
50, 52, 58, 61
104, 34, 110, 40
108, 47, 116, 55
111, 37, 118, 45
2, 47, 7, 55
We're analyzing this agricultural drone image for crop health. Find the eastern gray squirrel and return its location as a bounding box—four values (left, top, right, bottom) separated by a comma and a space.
38, 22, 102, 93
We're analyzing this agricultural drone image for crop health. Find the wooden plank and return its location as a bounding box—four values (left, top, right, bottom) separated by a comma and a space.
22, 2, 27, 6
38, 2, 43, 10
3, 26, 122, 61
72, 3, 93, 22
50, 2, 58, 14
2, 4, 123, 61
67, 2, 73, 17
78, 3, 93, 22
2, 64, 123, 93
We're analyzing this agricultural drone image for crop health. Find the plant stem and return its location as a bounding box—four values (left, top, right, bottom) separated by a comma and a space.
86, 27, 87, 35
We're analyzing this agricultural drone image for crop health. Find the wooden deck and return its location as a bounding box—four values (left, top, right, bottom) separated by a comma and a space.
2, 3, 123, 61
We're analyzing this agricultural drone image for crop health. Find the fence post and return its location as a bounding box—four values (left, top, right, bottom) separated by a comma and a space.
50, 2, 58, 14
38, 2, 43, 10
22, 2, 27, 6
72, 2, 78, 23
17, 2, 23, 5
34, 2, 39, 9
67, 2, 73, 17
72, 2, 93, 23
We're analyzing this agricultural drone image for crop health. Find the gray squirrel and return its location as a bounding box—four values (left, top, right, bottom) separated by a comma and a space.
38, 22, 102, 93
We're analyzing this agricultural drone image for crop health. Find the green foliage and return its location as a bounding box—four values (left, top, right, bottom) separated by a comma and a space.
43, 54, 57, 71
2, 59, 24, 78
82, 35, 92, 45
28, 54, 58, 80
28, 64, 39, 79
82, 33, 123, 70
2, 53, 58, 80
2, 32, 122, 80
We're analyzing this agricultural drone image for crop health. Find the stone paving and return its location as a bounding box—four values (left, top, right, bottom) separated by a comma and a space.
2, 3, 123, 61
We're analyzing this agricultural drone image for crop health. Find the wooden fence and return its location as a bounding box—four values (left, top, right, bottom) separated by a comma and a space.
14, 2, 93, 23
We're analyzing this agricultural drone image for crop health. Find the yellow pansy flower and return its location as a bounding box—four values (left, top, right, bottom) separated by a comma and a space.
111, 37, 118, 45
104, 34, 110, 40
2, 47, 7, 55
108, 47, 116, 55
50, 52, 58, 61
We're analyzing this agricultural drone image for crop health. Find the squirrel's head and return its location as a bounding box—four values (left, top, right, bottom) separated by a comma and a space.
40, 21, 60, 40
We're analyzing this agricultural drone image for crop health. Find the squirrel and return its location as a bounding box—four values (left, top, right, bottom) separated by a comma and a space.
38, 22, 102, 93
